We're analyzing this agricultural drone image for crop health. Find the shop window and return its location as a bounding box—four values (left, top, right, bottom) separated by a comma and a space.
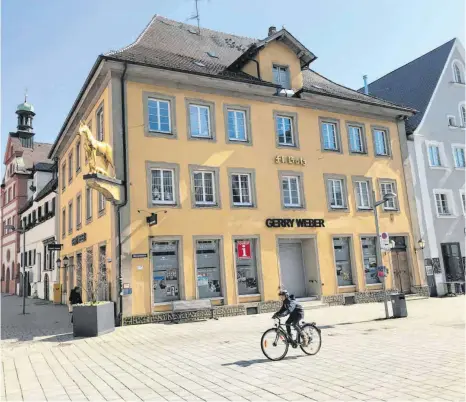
361, 237, 380, 285
235, 239, 259, 295
152, 241, 180, 303
333, 237, 354, 286
196, 239, 222, 298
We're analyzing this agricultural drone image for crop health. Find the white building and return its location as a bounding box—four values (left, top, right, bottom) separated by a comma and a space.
365, 38, 465, 296
18, 162, 58, 300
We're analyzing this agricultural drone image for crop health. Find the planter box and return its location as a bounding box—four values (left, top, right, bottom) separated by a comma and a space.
73, 302, 115, 337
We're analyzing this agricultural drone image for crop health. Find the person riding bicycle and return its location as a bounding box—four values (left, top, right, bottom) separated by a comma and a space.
272, 289, 304, 346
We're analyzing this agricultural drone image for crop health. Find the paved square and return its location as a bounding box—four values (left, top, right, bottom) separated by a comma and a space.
1, 295, 465, 401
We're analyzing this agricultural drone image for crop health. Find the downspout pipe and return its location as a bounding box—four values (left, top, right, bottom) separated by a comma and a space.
116, 62, 128, 326
363, 75, 369, 95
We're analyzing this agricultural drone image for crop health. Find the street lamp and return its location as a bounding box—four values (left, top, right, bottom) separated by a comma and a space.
5, 224, 26, 315
56, 258, 61, 268
372, 191, 397, 320
418, 239, 426, 250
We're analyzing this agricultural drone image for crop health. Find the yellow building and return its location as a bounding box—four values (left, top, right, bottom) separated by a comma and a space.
49, 17, 428, 324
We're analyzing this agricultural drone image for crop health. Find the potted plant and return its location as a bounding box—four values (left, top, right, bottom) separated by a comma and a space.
71, 252, 114, 337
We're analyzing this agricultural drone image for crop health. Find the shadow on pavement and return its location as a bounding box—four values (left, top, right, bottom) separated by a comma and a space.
222, 355, 304, 367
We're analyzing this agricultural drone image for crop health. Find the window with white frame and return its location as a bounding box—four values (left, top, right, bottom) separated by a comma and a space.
96, 105, 104, 141
151, 168, 175, 205
68, 152, 73, 182
276, 115, 295, 146
86, 187, 93, 220
460, 104, 466, 127
227, 109, 247, 141
76, 140, 81, 172
328, 178, 346, 209
281, 175, 301, 207
453, 146, 465, 168
62, 209, 66, 237
148, 98, 171, 133
428, 144, 442, 167
321, 121, 339, 151
460, 191, 465, 215
354, 180, 371, 210
272, 65, 290, 89
231, 173, 252, 206
189, 104, 211, 138
348, 125, 365, 153
193, 171, 216, 205
435, 192, 452, 216
68, 202, 73, 233
374, 129, 389, 156
61, 163, 66, 190
380, 181, 397, 210
454, 62, 464, 84
76, 194, 82, 227
98, 193, 106, 212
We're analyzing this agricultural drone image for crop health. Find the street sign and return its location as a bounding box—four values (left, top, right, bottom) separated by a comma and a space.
237, 240, 252, 259
146, 213, 157, 227
48, 243, 63, 251
380, 232, 390, 251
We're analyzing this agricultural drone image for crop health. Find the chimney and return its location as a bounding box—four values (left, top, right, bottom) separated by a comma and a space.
268, 26, 277, 36
363, 75, 369, 95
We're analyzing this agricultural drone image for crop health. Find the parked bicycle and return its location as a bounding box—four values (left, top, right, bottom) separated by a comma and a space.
261, 317, 321, 361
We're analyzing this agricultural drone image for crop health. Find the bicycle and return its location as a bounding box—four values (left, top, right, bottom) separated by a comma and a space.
261, 318, 322, 361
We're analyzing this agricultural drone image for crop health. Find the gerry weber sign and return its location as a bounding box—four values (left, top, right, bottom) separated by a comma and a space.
266, 218, 325, 228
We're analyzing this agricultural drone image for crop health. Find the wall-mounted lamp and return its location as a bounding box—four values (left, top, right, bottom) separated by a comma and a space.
414, 239, 425, 253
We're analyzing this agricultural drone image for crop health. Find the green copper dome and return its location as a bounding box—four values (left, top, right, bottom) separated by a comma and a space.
17, 102, 34, 113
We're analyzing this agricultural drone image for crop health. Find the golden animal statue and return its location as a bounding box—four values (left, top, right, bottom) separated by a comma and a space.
77, 122, 114, 177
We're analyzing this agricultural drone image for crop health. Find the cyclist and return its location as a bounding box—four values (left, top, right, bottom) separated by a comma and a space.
272, 289, 304, 346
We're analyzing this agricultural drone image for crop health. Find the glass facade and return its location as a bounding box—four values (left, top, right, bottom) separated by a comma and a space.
196, 240, 222, 298
361, 237, 380, 285
333, 237, 353, 286
152, 241, 180, 303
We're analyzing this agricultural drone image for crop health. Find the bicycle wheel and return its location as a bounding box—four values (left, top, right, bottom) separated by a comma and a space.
299, 324, 322, 355
261, 328, 289, 361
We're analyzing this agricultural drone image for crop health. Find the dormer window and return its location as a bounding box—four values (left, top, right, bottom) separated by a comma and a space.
273, 65, 291, 89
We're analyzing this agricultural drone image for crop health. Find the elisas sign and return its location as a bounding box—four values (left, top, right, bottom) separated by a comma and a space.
266, 218, 325, 228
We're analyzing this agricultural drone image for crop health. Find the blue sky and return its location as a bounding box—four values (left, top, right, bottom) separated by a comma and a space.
2, 0, 464, 153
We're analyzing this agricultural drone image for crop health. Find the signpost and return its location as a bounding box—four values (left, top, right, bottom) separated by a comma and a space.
48, 243, 63, 251
380, 232, 390, 251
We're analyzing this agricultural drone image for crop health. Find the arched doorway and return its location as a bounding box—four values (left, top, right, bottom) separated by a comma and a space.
5, 268, 10, 293
44, 274, 49, 301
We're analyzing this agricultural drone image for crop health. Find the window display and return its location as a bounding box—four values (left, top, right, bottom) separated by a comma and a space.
235, 239, 259, 295
333, 237, 354, 286
152, 241, 180, 303
196, 240, 222, 298
361, 236, 380, 285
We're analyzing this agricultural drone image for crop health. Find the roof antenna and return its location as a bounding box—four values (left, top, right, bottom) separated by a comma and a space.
188, 0, 201, 34
24, 88, 28, 103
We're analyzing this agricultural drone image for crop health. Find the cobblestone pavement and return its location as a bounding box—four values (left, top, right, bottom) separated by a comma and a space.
1, 295, 465, 402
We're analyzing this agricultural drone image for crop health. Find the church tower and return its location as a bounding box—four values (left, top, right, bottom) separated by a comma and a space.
13, 94, 35, 148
